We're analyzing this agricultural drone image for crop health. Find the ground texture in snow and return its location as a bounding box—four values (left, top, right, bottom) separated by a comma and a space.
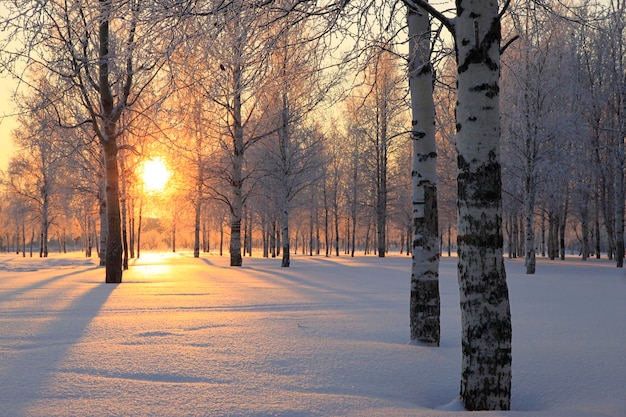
0, 252, 624, 417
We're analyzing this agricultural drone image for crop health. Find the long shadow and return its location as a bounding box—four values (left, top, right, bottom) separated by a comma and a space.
0, 276, 116, 416
198, 257, 215, 267
0, 266, 102, 304
248, 264, 389, 307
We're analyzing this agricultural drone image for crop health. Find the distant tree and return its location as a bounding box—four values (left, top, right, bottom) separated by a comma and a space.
603, 0, 626, 267
256, 18, 329, 267
501, 1, 583, 272
5, 86, 67, 258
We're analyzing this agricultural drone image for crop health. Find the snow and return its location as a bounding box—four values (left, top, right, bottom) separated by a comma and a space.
0, 251, 624, 417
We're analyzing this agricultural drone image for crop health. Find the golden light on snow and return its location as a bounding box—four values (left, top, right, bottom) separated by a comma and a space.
142, 158, 170, 192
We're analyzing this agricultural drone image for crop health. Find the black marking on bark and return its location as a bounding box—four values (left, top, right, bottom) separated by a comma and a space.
413, 129, 426, 139
457, 0, 464, 17
419, 62, 433, 76
418, 151, 437, 162
458, 18, 501, 74
468, 116, 477, 121
469, 82, 499, 98
457, 151, 503, 208
456, 123, 462, 132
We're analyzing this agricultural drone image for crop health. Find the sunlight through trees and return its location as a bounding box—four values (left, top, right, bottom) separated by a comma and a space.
0, 0, 624, 412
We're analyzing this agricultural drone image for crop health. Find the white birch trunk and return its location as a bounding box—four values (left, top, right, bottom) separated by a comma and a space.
407, 3, 440, 345
455, 0, 512, 409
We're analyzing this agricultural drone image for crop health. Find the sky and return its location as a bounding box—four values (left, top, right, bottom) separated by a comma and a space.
0, 73, 17, 171
0, 252, 624, 417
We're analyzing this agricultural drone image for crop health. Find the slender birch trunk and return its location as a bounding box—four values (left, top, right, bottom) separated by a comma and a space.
281, 204, 290, 267
407, 3, 440, 345
559, 195, 568, 259
193, 152, 203, 258
136, 198, 142, 259
612, 0, 625, 267
455, 0, 512, 409
41, 197, 49, 258
229, 63, 244, 267
120, 158, 129, 270
616, 135, 625, 267
524, 172, 536, 273
99, 193, 107, 266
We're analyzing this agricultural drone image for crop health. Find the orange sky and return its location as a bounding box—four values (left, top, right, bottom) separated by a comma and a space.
0, 74, 17, 171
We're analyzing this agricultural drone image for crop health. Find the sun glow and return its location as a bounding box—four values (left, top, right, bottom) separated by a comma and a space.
142, 158, 170, 192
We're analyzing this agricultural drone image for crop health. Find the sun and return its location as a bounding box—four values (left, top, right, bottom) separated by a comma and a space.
142, 158, 170, 192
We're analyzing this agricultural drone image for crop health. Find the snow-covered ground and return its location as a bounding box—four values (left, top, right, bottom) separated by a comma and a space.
0, 251, 624, 417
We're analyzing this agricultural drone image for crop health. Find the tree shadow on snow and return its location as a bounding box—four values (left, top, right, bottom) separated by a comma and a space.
0, 274, 116, 416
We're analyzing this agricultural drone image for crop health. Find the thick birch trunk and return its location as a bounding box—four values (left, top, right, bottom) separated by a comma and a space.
407, 3, 440, 345
103, 138, 123, 283
455, 0, 512, 409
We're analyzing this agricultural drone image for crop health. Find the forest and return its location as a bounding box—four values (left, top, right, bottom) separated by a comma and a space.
0, 0, 623, 269
0, 0, 624, 411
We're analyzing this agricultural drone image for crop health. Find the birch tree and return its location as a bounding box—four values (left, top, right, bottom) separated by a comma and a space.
407, 0, 513, 408
455, 1, 512, 406
257, 18, 328, 267
407, 0, 440, 345
501, 2, 581, 273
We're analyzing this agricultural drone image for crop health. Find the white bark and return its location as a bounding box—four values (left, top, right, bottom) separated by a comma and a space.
455, 0, 512, 409
407, 3, 440, 346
